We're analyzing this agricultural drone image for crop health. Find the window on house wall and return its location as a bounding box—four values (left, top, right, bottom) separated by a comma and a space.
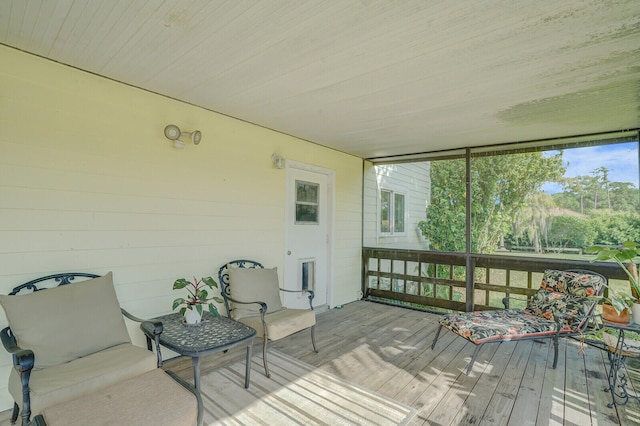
380, 189, 406, 235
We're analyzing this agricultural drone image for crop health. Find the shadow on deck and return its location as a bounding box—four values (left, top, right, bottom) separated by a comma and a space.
173, 300, 640, 425
282, 301, 640, 425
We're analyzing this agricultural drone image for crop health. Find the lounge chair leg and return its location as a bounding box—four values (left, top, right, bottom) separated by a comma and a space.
262, 338, 271, 378
552, 335, 559, 369
10, 402, 18, 424
431, 325, 443, 350
467, 344, 482, 375
310, 325, 318, 353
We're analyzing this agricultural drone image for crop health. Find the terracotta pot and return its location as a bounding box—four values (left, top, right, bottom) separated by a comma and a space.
602, 303, 630, 324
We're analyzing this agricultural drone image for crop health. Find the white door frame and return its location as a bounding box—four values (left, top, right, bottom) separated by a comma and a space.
285, 160, 335, 309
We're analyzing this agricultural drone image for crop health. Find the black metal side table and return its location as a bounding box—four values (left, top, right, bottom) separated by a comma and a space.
141, 312, 256, 390
602, 320, 640, 407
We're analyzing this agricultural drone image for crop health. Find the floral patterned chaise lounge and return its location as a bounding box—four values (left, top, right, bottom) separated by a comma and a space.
431, 269, 606, 374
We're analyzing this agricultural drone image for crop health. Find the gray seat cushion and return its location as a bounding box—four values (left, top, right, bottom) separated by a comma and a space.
38, 368, 198, 426
239, 308, 316, 341
9, 343, 157, 414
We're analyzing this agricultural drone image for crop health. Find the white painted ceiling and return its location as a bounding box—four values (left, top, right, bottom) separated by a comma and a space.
1, 1, 639, 160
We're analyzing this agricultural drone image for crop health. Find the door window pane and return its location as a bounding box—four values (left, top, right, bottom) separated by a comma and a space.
295, 180, 319, 223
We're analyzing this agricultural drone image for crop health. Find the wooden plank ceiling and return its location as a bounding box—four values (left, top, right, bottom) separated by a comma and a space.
1, 0, 639, 159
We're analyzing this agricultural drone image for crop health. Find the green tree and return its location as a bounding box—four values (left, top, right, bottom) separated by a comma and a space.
511, 192, 556, 253
545, 215, 596, 249
592, 167, 612, 209
557, 176, 589, 213
471, 153, 565, 253
420, 152, 565, 253
418, 158, 466, 252
555, 172, 638, 214
609, 182, 640, 213
588, 210, 640, 245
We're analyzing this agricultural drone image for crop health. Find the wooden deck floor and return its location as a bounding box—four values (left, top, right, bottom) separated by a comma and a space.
168, 300, 640, 425
2, 301, 636, 425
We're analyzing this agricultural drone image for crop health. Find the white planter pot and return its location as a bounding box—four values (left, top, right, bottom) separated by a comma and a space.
633, 303, 640, 325
184, 309, 202, 325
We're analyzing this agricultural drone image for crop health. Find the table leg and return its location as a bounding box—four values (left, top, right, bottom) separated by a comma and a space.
604, 329, 640, 407
244, 341, 253, 389
192, 356, 201, 391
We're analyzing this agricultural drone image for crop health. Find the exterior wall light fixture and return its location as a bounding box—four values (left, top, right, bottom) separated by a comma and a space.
272, 154, 285, 169
164, 124, 202, 149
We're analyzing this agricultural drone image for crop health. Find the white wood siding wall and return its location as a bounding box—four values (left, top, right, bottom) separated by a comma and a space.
363, 161, 430, 249
0, 46, 363, 410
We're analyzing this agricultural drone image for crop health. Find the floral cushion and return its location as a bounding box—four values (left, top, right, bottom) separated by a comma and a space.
540, 269, 604, 297
439, 270, 603, 345
522, 289, 594, 330
439, 310, 562, 345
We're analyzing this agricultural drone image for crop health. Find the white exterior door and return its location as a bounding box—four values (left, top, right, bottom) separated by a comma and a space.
285, 164, 333, 310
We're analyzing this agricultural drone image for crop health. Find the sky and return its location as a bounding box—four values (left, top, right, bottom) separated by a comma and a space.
542, 141, 639, 194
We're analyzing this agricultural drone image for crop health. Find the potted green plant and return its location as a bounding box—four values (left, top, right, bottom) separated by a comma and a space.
172, 276, 224, 324
587, 241, 640, 324
599, 289, 635, 324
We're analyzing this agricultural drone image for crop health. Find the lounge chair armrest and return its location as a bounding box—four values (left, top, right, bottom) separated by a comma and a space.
552, 310, 598, 334
501, 296, 527, 309
1, 327, 34, 372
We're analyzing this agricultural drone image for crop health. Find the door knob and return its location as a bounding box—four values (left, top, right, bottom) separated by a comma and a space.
287, 251, 291, 255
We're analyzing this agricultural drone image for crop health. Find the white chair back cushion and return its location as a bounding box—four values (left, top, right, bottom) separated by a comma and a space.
0, 272, 131, 368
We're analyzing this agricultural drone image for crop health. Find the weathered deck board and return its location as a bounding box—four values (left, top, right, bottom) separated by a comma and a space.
582, 341, 620, 426
2, 301, 636, 425
481, 340, 534, 425
535, 339, 566, 426
507, 338, 549, 425
452, 342, 517, 425
161, 301, 640, 425
567, 342, 595, 424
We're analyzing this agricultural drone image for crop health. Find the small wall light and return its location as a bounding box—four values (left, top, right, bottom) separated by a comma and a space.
272, 154, 285, 169
164, 124, 202, 149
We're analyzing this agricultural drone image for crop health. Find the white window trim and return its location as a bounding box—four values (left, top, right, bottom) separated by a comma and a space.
378, 188, 408, 236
